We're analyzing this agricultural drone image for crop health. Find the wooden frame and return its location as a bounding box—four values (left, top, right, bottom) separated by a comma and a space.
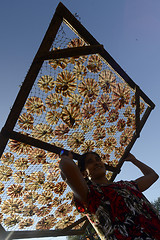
0, 2, 155, 239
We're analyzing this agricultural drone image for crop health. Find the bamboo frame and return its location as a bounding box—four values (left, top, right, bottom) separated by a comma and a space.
0, 2, 155, 239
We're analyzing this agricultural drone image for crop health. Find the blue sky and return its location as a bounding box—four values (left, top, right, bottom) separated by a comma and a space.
1, 0, 160, 239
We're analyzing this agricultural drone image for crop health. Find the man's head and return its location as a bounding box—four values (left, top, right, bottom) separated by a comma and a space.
78, 152, 106, 180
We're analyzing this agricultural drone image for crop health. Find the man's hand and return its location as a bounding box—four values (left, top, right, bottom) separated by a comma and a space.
123, 153, 137, 162
123, 152, 159, 192
60, 151, 73, 161
60, 151, 73, 181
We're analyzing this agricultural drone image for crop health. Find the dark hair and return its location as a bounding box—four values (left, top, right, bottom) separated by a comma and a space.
78, 151, 101, 172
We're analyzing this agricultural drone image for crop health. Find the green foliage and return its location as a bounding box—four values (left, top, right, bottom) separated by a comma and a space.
151, 196, 160, 212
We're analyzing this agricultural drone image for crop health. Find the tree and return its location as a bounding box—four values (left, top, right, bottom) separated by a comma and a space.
151, 197, 160, 213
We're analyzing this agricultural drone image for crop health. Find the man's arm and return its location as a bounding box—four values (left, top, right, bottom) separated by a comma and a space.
59, 152, 89, 204
124, 153, 159, 192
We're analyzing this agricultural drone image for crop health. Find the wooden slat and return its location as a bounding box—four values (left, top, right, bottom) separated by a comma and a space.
111, 106, 153, 181
11, 222, 88, 239
1, 129, 119, 173
37, 44, 104, 61
10, 213, 89, 239
11, 229, 85, 239
135, 85, 140, 138
2, 7, 63, 134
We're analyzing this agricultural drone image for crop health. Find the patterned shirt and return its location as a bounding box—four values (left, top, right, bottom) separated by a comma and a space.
75, 180, 160, 240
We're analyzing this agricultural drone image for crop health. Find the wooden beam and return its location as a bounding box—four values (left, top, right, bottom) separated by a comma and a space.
111, 106, 153, 181
37, 44, 104, 61
11, 217, 88, 239
2, 6, 63, 135
1, 129, 119, 173
135, 85, 140, 138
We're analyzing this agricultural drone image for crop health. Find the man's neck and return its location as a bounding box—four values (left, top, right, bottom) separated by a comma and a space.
91, 177, 111, 185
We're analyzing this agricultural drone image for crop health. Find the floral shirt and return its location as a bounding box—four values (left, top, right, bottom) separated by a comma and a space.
74, 180, 160, 240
